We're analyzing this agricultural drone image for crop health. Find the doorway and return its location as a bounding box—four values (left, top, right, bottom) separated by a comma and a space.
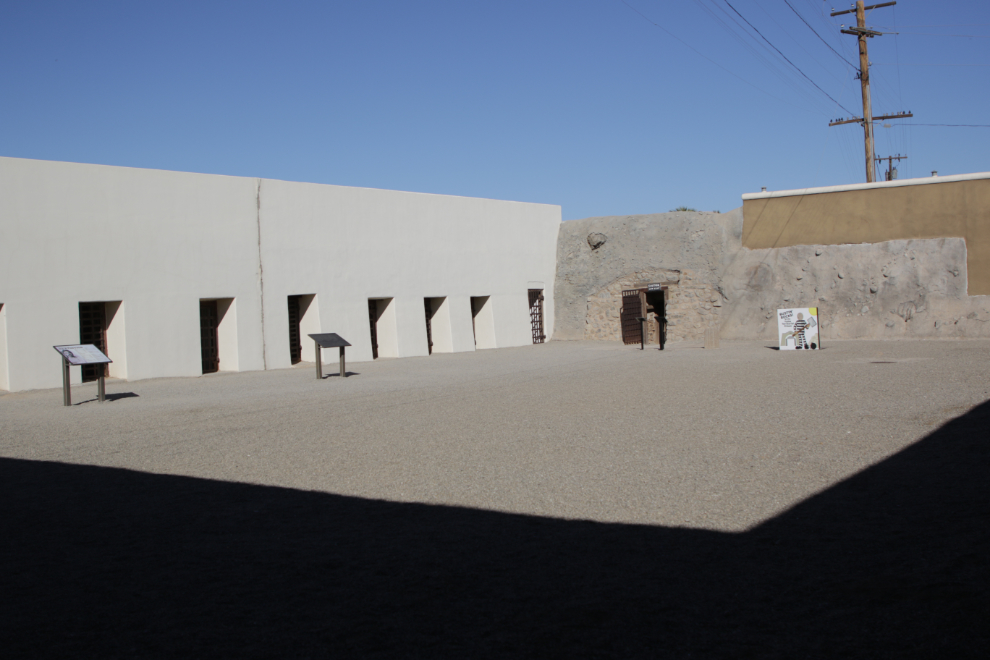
470, 296, 495, 349
621, 288, 667, 348
424, 297, 452, 353
528, 289, 545, 344
200, 300, 220, 373
368, 299, 378, 359
645, 288, 667, 349
424, 298, 434, 355
79, 302, 109, 382
288, 294, 318, 365
288, 295, 302, 364
368, 298, 397, 359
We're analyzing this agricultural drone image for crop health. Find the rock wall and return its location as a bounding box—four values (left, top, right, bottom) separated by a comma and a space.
554, 210, 740, 342
554, 209, 990, 342
720, 237, 990, 340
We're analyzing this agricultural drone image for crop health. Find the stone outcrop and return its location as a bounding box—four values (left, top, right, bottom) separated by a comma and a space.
554, 209, 990, 342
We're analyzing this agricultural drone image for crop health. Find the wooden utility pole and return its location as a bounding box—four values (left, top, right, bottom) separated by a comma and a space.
854, 2, 874, 182
829, 1, 908, 183
875, 154, 907, 181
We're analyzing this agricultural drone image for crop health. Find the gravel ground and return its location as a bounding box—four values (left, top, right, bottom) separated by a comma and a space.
2, 339, 988, 657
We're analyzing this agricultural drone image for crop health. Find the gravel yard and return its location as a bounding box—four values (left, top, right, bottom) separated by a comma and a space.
2, 339, 988, 657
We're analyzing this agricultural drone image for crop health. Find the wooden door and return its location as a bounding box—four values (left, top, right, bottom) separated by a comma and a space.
78, 302, 108, 382
200, 300, 220, 374
288, 295, 302, 364
620, 289, 643, 344
528, 290, 545, 344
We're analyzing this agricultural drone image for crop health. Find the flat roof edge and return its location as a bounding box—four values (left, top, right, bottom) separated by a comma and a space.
741, 171, 990, 201
0, 155, 561, 210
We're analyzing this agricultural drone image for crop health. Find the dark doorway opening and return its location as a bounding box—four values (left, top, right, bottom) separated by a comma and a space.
200, 300, 220, 374
528, 290, 545, 344
470, 296, 483, 347
288, 295, 302, 364
78, 302, 109, 382
645, 289, 667, 350
424, 299, 434, 355
368, 299, 379, 360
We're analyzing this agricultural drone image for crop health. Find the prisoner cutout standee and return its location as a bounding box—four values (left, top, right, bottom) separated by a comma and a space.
309, 333, 351, 380
54, 344, 112, 406
777, 308, 821, 350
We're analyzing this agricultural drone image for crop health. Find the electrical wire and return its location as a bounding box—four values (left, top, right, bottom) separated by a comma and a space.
781, 0, 857, 69
615, 0, 812, 112
693, 0, 833, 112
721, 0, 855, 114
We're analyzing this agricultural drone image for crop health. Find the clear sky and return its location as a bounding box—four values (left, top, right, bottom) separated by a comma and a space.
2, 1, 987, 220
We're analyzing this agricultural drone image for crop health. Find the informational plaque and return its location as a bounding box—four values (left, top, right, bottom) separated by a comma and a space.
777, 308, 820, 350
647, 283, 663, 291
308, 333, 351, 380
54, 344, 112, 365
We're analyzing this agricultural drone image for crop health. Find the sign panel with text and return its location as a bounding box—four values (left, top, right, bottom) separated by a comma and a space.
54, 344, 112, 365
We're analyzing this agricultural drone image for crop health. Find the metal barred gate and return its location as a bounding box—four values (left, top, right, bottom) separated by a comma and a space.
528, 290, 545, 344
200, 300, 220, 373
78, 302, 108, 382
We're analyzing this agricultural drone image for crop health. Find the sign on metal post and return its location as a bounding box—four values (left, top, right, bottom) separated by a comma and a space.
54, 344, 112, 406
308, 333, 352, 380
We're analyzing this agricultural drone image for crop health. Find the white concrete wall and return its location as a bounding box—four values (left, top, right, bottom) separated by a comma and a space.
0, 157, 560, 391
256, 177, 559, 366
0, 303, 9, 391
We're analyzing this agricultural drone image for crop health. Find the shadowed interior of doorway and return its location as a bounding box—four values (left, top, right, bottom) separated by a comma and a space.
1, 401, 987, 657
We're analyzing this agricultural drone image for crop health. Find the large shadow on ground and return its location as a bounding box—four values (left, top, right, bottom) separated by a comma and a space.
2, 402, 988, 658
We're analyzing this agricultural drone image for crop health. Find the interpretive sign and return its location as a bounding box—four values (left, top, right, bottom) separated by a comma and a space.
308, 333, 352, 379
54, 344, 111, 365
53, 344, 112, 406
777, 308, 820, 350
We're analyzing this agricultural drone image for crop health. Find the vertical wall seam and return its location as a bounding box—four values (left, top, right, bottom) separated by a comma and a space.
256, 178, 267, 370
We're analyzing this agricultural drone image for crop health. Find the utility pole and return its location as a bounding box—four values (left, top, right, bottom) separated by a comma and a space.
829, 1, 910, 183
875, 154, 907, 180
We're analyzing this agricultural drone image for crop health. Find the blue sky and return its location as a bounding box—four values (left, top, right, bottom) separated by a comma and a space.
1, 1, 987, 219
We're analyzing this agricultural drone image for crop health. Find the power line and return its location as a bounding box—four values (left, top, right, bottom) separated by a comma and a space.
910, 124, 990, 128
721, 1, 855, 114
781, 0, 857, 69
615, 0, 809, 111
693, 0, 832, 112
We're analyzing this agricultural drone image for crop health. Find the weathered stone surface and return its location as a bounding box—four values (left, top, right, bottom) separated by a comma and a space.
554, 209, 990, 342
587, 232, 607, 250
554, 210, 738, 342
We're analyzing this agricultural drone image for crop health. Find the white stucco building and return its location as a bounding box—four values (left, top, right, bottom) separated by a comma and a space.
0, 157, 560, 392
